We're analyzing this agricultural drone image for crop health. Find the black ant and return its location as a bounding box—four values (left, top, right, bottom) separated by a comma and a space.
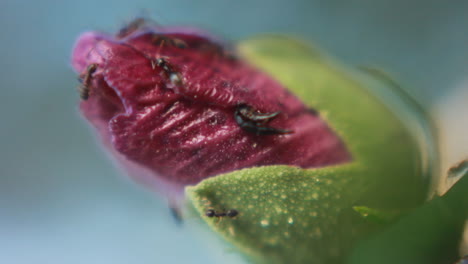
117, 18, 147, 38
116, 17, 160, 39
234, 104, 293, 135
77, 64, 98, 100
152, 34, 188, 49
151, 58, 183, 87
205, 209, 238, 218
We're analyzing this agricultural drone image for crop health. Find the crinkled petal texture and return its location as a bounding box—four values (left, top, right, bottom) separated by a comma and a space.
71, 24, 350, 194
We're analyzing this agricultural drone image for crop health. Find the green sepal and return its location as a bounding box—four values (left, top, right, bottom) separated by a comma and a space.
237, 36, 429, 208
187, 164, 367, 264
352, 206, 402, 225
347, 162, 468, 264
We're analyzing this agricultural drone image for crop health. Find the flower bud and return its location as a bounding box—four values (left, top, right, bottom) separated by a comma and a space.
71, 19, 350, 197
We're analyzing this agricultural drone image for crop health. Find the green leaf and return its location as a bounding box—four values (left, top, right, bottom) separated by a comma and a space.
186, 36, 434, 263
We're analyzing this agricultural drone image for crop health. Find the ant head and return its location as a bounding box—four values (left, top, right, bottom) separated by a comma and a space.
156, 58, 166, 67
205, 209, 216, 217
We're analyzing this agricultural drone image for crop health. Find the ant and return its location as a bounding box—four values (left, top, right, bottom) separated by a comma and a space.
77, 64, 98, 100
152, 34, 188, 49
117, 17, 147, 38
152, 58, 183, 87
234, 104, 293, 135
116, 17, 160, 39
205, 209, 238, 219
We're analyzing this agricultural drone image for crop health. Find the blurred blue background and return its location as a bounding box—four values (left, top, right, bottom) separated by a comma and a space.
1, 0, 467, 263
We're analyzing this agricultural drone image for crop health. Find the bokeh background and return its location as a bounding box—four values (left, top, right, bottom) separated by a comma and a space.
1, 0, 467, 263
